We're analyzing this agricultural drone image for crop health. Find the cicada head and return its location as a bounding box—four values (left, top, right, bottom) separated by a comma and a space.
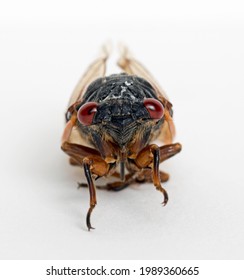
74, 74, 170, 156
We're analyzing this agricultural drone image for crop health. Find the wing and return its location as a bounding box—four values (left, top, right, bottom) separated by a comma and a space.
66, 45, 110, 147
68, 44, 110, 107
117, 45, 175, 144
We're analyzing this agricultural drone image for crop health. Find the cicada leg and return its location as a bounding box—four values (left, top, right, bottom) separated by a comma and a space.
78, 172, 136, 192
62, 143, 109, 230
101, 172, 136, 191
136, 169, 170, 183
134, 143, 182, 205
61, 118, 110, 230
83, 155, 113, 230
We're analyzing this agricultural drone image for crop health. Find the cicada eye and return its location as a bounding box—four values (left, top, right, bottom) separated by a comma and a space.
77, 102, 98, 126
144, 98, 164, 120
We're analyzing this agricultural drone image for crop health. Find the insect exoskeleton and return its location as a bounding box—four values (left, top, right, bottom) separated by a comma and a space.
61, 47, 182, 230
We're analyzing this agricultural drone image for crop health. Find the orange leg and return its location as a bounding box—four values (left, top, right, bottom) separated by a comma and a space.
62, 140, 109, 230
135, 143, 181, 205
77, 143, 181, 195
78, 172, 136, 191
83, 157, 101, 230
62, 117, 111, 230
136, 169, 169, 183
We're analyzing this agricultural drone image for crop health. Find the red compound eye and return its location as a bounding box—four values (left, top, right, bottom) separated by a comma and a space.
144, 98, 164, 120
77, 102, 98, 126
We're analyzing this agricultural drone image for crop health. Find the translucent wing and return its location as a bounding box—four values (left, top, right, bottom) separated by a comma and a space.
68, 44, 110, 107
67, 45, 110, 147
117, 45, 175, 144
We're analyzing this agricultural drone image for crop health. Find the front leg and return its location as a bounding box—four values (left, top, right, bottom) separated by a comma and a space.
135, 143, 181, 205
61, 118, 109, 230
62, 142, 109, 230
83, 155, 111, 230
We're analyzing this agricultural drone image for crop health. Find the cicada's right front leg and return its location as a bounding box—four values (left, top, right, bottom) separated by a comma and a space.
61, 118, 109, 230
62, 141, 109, 230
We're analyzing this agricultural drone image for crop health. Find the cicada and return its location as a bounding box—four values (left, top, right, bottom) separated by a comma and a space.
61, 46, 182, 230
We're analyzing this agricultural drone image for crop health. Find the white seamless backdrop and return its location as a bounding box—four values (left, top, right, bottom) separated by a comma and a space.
0, 1, 244, 259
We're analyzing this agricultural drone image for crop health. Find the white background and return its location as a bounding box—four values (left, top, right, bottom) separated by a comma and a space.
0, 0, 244, 259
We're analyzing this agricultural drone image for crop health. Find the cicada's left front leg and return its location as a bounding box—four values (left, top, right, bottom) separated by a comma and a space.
134, 143, 182, 206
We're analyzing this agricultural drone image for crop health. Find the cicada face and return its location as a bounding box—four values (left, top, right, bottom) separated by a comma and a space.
75, 74, 166, 154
